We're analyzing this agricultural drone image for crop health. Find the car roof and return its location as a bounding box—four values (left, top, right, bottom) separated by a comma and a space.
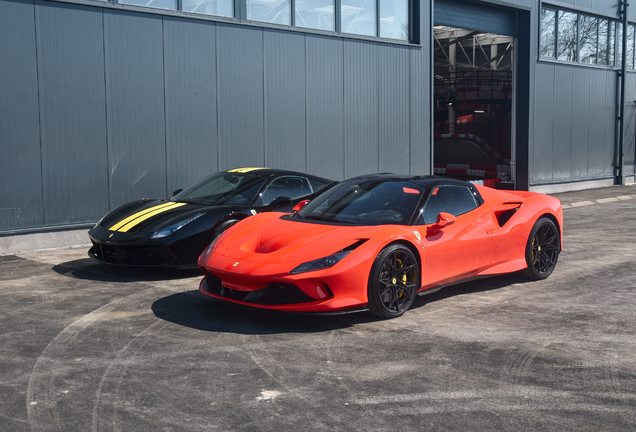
225, 167, 331, 180
346, 173, 472, 188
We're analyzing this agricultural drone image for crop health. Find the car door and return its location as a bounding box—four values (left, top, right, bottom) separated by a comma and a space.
417, 184, 500, 287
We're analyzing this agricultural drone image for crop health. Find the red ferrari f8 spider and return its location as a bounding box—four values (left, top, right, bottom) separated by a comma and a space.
199, 175, 563, 318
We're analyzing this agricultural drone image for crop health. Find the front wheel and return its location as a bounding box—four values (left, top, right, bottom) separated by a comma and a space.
521, 217, 560, 280
367, 244, 420, 319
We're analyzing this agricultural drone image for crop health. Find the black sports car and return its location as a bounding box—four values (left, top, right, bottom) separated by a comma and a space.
88, 168, 335, 268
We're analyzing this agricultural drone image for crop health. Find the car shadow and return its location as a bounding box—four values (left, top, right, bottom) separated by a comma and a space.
151, 273, 529, 335
52, 257, 201, 282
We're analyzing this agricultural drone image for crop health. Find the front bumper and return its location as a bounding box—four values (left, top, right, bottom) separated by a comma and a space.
88, 238, 183, 267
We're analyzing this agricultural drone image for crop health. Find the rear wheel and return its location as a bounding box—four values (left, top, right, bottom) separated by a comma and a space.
367, 244, 420, 319
521, 217, 560, 280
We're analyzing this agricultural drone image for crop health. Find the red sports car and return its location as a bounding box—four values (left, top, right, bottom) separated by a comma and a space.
198, 175, 563, 318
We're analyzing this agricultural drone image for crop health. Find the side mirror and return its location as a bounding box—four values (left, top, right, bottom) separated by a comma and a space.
293, 200, 311, 212
435, 212, 456, 227
172, 189, 183, 197
269, 196, 293, 206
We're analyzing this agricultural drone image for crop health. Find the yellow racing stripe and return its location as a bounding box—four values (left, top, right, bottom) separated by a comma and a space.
117, 202, 187, 232
108, 202, 185, 232
227, 167, 266, 173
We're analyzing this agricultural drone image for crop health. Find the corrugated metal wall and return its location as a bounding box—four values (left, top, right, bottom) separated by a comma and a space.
0, 0, 432, 233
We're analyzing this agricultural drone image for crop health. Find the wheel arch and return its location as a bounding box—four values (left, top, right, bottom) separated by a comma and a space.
383, 239, 423, 283
536, 212, 562, 251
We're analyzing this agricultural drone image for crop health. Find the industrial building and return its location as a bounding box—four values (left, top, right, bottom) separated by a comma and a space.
1, 0, 634, 237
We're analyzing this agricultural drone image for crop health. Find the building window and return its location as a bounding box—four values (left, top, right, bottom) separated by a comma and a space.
120, 0, 177, 9
539, 6, 632, 70
295, 0, 335, 31
579, 15, 598, 64
598, 19, 615, 66
182, 0, 233, 17
627, 24, 635, 69
557, 11, 578, 62
247, 0, 291, 24
341, 0, 376, 36
379, 0, 408, 40
540, 8, 556, 58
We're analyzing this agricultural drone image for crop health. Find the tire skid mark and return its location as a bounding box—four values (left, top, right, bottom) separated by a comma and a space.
91, 319, 172, 432
26, 285, 181, 432
239, 321, 353, 428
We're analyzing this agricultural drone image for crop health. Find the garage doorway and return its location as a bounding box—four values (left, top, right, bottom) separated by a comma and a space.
433, 1, 518, 189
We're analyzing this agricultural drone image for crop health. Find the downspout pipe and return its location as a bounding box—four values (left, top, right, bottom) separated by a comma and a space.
617, 0, 629, 185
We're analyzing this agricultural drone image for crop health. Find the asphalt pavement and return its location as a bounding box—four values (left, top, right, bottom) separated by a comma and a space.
1, 185, 635, 431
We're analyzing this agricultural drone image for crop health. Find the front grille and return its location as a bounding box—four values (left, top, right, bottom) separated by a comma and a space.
89, 241, 173, 266
203, 274, 318, 305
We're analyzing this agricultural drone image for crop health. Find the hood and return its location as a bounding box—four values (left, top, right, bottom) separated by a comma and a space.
96, 199, 249, 238
213, 213, 375, 264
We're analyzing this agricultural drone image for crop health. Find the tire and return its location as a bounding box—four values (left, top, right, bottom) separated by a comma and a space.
214, 219, 240, 237
521, 217, 560, 280
367, 244, 420, 319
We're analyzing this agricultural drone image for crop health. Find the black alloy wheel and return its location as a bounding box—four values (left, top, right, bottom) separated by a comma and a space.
367, 244, 420, 319
522, 217, 560, 280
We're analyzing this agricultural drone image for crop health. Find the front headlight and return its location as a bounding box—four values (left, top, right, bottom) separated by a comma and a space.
289, 250, 352, 275
289, 239, 368, 275
150, 213, 205, 239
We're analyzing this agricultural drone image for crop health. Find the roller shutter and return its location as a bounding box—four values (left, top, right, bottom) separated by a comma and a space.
434, 0, 517, 36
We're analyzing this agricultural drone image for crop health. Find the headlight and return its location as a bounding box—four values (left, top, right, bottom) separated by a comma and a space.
150, 213, 205, 239
289, 239, 368, 275
289, 250, 352, 275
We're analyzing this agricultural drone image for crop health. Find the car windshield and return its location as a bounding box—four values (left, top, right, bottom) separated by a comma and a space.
172, 172, 266, 206
297, 179, 424, 225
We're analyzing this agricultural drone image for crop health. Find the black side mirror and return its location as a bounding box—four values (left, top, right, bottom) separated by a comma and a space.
172, 189, 183, 197
269, 196, 292, 206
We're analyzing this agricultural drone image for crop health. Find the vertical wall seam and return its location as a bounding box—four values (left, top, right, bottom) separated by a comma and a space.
33, 0, 45, 227
215, 23, 220, 171
162, 17, 169, 198
262, 28, 267, 166
102, 9, 111, 212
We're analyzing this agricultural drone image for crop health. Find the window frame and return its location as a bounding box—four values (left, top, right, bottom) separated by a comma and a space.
539, 5, 633, 70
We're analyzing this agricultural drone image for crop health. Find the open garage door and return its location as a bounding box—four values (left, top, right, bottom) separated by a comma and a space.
434, 0, 517, 189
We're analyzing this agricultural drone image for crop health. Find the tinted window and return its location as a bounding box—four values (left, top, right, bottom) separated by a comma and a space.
260, 176, 313, 205
557, 11, 578, 62
540, 8, 556, 58
298, 180, 424, 225
419, 185, 478, 225
308, 178, 330, 193
172, 173, 266, 206
579, 15, 598, 64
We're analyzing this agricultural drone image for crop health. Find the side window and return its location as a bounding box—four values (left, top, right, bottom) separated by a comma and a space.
260, 176, 312, 205
419, 185, 478, 225
308, 178, 329, 192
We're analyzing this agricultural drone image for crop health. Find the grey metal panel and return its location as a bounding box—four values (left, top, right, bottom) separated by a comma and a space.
305, 35, 345, 181
410, 0, 432, 176
570, 67, 590, 179
624, 74, 636, 175
378, 44, 410, 175
34, 0, 109, 226
434, 0, 517, 36
163, 17, 218, 194
344, 40, 378, 178
216, 24, 264, 170
0, 0, 43, 231
263, 30, 306, 172
604, 71, 617, 177
552, 66, 574, 180
103, 10, 167, 206
532, 63, 555, 183
588, 69, 609, 178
